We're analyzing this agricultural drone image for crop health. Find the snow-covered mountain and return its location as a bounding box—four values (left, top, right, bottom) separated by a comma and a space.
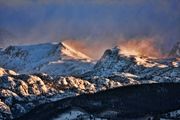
0, 42, 180, 119
0, 42, 93, 76
82, 46, 180, 84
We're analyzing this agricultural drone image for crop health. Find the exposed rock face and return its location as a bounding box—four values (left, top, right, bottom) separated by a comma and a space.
0, 68, 17, 76
0, 68, 106, 119
0, 100, 12, 119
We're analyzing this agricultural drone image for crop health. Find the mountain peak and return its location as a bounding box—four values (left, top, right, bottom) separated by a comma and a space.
60, 42, 91, 60
2, 42, 91, 60
0, 42, 93, 75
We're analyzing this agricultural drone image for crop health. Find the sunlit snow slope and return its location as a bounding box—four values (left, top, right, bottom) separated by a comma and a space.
0, 42, 93, 75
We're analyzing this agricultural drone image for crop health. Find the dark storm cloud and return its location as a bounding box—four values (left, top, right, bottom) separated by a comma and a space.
0, 0, 179, 52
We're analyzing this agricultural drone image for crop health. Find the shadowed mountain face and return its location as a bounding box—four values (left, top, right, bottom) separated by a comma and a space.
16, 83, 180, 120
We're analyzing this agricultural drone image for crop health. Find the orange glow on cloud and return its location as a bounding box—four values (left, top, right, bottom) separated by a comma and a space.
63, 38, 164, 60
118, 39, 163, 58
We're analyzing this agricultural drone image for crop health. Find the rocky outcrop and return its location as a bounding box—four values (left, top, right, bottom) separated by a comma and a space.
0, 67, 121, 119
0, 100, 12, 119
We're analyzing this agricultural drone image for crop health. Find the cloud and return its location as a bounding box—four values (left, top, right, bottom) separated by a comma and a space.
0, 0, 179, 54
0, 0, 175, 7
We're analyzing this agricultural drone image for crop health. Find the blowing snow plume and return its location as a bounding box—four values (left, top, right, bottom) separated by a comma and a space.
62, 39, 114, 59
118, 39, 163, 58
63, 38, 165, 59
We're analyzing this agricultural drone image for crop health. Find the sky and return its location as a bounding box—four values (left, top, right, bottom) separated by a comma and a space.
0, 0, 180, 54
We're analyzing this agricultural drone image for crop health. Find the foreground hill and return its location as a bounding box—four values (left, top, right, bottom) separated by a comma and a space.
16, 83, 180, 120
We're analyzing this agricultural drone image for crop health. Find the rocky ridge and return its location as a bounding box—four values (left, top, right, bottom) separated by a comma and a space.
0, 67, 122, 119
